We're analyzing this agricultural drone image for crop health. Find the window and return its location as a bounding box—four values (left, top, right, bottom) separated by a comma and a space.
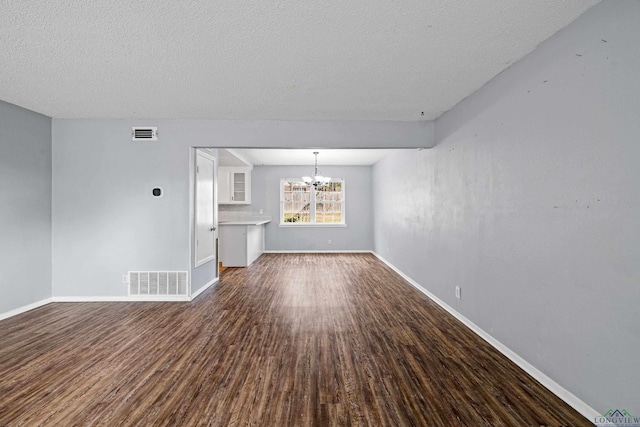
280, 179, 345, 226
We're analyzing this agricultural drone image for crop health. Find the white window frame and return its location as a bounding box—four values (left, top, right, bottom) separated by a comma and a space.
279, 178, 346, 227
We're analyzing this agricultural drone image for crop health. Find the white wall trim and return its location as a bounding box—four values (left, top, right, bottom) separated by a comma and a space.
52, 296, 191, 302
263, 250, 371, 254
0, 298, 53, 321
1, 280, 221, 320
191, 277, 218, 300
372, 252, 599, 421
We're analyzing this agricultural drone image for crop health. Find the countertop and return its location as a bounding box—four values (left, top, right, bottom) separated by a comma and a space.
219, 220, 271, 226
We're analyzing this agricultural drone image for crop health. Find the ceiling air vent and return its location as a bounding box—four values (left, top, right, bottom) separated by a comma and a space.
132, 127, 158, 141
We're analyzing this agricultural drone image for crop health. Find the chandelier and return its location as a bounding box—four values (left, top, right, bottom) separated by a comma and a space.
302, 152, 331, 189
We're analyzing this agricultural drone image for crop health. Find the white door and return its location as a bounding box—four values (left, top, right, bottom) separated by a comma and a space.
195, 151, 215, 267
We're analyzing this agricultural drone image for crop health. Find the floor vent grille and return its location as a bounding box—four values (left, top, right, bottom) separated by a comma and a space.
128, 271, 188, 296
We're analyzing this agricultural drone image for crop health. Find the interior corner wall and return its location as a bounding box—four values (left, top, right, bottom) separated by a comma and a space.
0, 101, 52, 314
251, 165, 374, 251
372, 0, 639, 414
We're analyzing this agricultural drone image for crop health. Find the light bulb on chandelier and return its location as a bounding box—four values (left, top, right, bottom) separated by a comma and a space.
302, 152, 331, 188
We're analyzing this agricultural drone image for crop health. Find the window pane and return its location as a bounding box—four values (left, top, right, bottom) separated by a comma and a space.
315, 181, 342, 223
283, 181, 311, 223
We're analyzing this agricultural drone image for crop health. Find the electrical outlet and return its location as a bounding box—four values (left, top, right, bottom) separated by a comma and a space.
455, 286, 461, 299
328, 239, 332, 245
259, 209, 263, 214
123, 274, 128, 284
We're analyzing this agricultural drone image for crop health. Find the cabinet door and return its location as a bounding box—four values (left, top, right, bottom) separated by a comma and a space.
218, 168, 231, 203
219, 167, 251, 204
242, 170, 251, 203
219, 225, 248, 267
232, 172, 246, 202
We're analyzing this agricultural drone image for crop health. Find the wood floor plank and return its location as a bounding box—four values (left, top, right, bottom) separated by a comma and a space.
0, 253, 591, 426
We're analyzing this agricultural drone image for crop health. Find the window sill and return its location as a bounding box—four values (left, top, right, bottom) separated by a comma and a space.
279, 223, 347, 228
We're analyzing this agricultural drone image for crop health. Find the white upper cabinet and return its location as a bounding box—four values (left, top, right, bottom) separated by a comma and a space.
218, 167, 251, 204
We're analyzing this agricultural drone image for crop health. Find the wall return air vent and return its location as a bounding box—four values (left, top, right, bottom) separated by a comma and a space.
132, 127, 158, 141
128, 271, 188, 296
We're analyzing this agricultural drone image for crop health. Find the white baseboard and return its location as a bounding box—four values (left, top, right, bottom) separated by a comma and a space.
52, 296, 191, 302
191, 277, 218, 300
372, 252, 599, 421
0, 298, 53, 321
263, 250, 371, 254
2, 279, 221, 317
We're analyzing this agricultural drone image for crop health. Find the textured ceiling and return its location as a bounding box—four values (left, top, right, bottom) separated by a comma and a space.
0, 0, 598, 120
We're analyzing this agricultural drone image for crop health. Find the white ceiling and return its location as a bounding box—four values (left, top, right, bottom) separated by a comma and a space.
220, 148, 402, 166
1, 1, 598, 121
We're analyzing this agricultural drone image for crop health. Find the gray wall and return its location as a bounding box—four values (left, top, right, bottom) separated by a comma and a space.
249, 165, 373, 251
51, 120, 428, 297
373, 0, 639, 413
0, 101, 52, 314
52, 121, 191, 297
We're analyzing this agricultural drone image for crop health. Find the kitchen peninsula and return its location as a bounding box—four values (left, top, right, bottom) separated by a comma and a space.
218, 217, 271, 267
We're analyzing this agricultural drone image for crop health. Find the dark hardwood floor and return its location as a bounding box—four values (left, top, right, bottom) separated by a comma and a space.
0, 253, 591, 426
